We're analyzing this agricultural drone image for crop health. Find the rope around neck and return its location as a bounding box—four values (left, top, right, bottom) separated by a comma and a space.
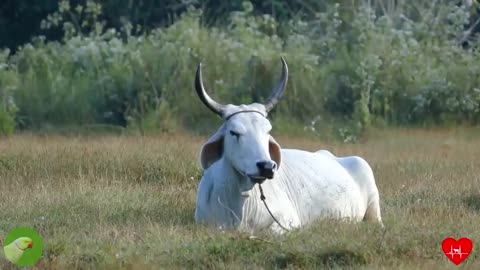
224, 110, 266, 121
258, 184, 291, 232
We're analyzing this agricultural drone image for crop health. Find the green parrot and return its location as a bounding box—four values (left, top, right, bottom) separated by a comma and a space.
2, 237, 33, 264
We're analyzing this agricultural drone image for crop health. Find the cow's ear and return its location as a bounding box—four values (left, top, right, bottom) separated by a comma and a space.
200, 126, 225, 170
269, 135, 282, 169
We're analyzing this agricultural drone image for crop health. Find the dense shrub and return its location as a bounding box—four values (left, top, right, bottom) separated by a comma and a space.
1, 0, 480, 138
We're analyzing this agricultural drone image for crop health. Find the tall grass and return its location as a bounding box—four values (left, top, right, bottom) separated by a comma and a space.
0, 1, 479, 137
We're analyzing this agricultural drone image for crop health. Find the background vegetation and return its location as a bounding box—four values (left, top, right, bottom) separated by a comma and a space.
1, 0, 480, 139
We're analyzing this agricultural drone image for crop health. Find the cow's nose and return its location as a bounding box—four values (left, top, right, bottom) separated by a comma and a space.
256, 160, 277, 179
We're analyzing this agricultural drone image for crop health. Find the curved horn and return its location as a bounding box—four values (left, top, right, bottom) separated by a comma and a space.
195, 63, 225, 116
264, 57, 289, 113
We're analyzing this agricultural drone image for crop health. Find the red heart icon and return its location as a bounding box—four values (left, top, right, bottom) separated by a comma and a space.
442, 238, 473, 265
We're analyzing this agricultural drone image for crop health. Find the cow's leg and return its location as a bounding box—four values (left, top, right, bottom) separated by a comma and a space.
363, 194, 384, 228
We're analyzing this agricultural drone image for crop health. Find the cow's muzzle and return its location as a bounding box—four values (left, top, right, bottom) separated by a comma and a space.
256, 160, 277, 179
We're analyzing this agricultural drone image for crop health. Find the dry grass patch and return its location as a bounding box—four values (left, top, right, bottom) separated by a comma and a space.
1, 128, 479, 269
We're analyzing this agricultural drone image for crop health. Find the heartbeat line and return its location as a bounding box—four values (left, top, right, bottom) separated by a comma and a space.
446, 245, 469, 259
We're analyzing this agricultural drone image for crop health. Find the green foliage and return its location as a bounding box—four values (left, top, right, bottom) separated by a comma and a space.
1, 1, 480, 137
0, 49, 17, 136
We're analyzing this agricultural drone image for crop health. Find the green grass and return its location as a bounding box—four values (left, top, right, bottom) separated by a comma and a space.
0, 128, 479, 269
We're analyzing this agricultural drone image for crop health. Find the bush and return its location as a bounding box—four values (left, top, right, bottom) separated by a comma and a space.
1, 0, 480, 138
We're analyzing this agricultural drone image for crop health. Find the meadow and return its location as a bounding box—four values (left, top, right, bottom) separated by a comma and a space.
1, 2, 480, 268
1, 127, 479, 269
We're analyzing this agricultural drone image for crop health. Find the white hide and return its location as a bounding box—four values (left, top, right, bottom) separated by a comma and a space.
194, 104, 383, 234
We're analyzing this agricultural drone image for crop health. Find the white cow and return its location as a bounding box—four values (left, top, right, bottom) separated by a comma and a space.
193, 58, 383, 234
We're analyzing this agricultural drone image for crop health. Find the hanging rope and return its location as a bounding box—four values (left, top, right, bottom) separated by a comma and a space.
258, 184, 291, 232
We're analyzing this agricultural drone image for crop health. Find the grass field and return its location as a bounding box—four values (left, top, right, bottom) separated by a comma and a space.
1, 128, 479, 269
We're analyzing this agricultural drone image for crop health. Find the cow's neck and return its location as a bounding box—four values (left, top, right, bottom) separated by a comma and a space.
215, 158, 262, 230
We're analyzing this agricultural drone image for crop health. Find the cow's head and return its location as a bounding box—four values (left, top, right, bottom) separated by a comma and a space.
195, 58, 288, 187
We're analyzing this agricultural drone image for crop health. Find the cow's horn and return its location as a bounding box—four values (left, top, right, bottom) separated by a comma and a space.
195, 63, 225, 116
264, 57, 288, 113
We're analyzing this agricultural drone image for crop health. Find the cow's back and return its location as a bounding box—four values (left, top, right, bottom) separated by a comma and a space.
273, 149, 370, 226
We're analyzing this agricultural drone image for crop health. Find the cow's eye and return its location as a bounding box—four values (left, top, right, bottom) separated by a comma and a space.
230, 130, 240, 138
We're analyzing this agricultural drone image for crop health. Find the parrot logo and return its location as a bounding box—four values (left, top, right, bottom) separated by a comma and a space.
1, 227, 42, 267
3, 237, 34, 264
